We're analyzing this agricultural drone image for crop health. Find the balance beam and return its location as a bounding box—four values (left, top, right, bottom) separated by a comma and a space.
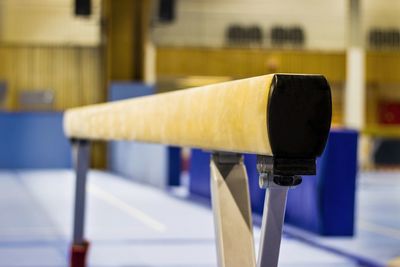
64, 74, 331, 157
64, 74, 332, 267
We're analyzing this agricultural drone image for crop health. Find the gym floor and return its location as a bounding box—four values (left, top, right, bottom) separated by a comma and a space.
0, 170, 398, 267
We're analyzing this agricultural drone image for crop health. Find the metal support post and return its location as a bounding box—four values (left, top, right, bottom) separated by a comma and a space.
210, 152, 256, 267
257, 156, 302, 267
70, 139, 90, 267
257, 187, 288, 267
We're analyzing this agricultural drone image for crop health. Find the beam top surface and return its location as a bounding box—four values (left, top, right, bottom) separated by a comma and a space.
64, 74, 331, 159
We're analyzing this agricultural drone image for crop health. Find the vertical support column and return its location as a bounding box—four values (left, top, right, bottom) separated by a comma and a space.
70, 139, 90, 267
104, 0, 152, 81
257, 187, 288, 267
345, 0, 365, 129
210, 153, 256, 267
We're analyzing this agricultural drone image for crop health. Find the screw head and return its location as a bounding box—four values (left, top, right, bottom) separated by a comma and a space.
259, 173, 270, 189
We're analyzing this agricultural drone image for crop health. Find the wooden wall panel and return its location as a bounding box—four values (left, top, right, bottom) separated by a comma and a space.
0, 45, 105, 110
367, 52, 400, 84
156, 47, 346, 83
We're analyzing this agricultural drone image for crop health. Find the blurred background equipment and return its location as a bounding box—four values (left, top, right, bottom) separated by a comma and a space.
270, 26, 305, 47
225, 25, 263, 46
368, 28, 400, 49
75, 0, 92, 16
0, 81, 7, 110
158, 0, 175, 23
18, 90, 55, 111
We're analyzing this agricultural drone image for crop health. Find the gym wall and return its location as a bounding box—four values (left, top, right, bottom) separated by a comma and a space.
152, 0, 346, 50
153, 0, 400, 50
0, 0, 105, 111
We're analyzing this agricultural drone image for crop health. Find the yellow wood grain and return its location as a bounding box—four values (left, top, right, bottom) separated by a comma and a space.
64, 75, 273, 155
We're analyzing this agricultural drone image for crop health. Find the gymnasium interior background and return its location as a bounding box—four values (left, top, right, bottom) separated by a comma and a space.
0, 0, 399, 266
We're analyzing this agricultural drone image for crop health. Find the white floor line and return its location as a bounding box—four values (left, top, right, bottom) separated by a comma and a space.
359, 220, 400, 240
88, 184, 167, 233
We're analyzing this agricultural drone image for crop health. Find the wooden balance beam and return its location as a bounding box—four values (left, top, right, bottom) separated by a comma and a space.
64, 74, 332, 267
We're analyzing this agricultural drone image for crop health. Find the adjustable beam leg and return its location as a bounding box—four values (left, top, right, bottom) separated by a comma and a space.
70, 140, 90, 267
210, 153, 256, 267
256, 156, 302, 267
257, 187, 288, 267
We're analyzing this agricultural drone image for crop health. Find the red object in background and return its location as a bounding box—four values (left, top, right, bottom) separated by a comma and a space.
378, 101, 400, 124
70, 241, 89, 267
181, 155, 190, 172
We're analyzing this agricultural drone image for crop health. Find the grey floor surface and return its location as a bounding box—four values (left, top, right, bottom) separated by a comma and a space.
0, 170, 387, 266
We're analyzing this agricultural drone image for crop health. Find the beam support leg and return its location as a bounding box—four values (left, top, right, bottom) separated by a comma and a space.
70, 139, 90, 267
210, 152, 256, 267
257, 187, 288, 267
256, 155, 302, 267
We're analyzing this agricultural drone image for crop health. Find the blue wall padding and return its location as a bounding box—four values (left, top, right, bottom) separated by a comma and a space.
189, 129, 358, 236
0, 112, 71, 169
189, 149, 211, 199
285, 129, 358, 236
108, 82, 155, 101
108, 82, 181, 186
168, 147, 181, 186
